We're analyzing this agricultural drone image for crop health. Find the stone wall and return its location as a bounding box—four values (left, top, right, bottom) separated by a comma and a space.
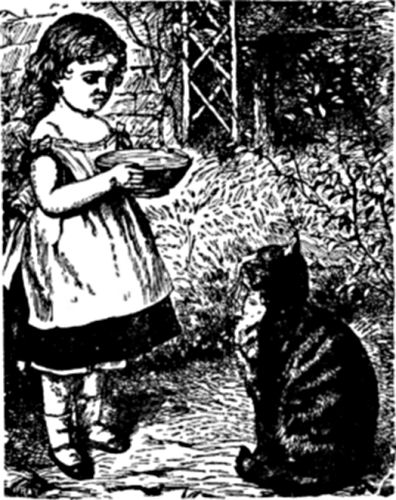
1, 11, 52, 122
0, 3, 180, 148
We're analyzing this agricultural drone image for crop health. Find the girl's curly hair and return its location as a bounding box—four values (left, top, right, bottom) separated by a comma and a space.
20, 13, 127, 128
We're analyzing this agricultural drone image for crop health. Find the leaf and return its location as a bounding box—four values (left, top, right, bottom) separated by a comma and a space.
303, 107, 315, 117
318, 104, 327, 118
331, 96, 344, 104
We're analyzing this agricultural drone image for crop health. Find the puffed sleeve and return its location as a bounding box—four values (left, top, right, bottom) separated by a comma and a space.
10, 136, 58, 217
30, 134, 55, 159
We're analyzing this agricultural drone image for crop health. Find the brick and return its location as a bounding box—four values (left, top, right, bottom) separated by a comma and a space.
108, 97, 136, 115
120, 69, 160, 95
103, 114, 160, 136
126, 115, 160, 138
0, 44, 31, 73
132, 134, 161, 149
118, 72, 145, 95
128, 47, 152, 67
135, 91, 164, 115
1, 18, 43, 47
104, 114, 161, 147
103, 114, 130, 131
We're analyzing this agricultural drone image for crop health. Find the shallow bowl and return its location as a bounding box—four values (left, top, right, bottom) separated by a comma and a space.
95, 149, 191, 198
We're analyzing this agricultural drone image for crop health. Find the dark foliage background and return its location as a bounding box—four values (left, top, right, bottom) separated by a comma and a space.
236, 0, 393, 147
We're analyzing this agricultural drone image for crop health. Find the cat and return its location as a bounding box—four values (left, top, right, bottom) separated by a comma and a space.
233, 235, 378, 496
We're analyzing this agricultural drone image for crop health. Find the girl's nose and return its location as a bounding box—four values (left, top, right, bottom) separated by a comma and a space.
97, 77, 108, 93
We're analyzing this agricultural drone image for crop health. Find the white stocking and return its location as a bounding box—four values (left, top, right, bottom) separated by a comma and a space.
78, 371, 107, 439
41, 373, 81, 465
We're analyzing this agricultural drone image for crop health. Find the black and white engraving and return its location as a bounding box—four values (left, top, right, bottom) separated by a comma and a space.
2, 1, 393, 498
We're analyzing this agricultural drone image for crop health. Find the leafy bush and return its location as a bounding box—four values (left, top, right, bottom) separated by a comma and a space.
266, 136, 393, 315
238, 0, 393, 149
143, 150, 291, 359
143, 132, 392, 360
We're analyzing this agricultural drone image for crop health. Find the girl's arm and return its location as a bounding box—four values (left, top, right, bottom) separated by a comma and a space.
31, 155, 143, 215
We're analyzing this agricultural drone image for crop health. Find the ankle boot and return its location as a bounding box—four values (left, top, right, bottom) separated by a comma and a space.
79, 371, 130, 454
42, 374, 94, 480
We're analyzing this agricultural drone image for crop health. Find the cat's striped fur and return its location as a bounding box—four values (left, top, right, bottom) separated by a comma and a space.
234, 238, 378, 495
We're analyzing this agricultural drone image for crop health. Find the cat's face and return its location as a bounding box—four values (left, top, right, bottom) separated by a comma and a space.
243, 245, 285, 293
239, 238, 308, 307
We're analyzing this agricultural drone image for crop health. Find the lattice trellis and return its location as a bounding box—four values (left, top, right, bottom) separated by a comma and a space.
181, 0, 238, 143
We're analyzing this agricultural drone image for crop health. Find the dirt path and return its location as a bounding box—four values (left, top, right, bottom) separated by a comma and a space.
6, 360, 266, 498
5, 317, 394, 499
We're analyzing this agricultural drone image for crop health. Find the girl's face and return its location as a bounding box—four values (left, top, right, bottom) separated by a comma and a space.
55, 54, 118, 115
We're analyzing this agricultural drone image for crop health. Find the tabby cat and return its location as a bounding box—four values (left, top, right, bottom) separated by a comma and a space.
233, 236, 378, 496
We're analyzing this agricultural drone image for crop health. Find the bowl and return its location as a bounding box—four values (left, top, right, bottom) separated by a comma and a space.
95, 149, 192, 198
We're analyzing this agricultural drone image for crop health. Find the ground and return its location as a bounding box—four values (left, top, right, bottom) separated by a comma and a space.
4, 314, 394, 499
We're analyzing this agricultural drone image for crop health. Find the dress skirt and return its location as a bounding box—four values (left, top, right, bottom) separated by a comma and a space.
6, 270, 181, 373
26, 297, 181, 372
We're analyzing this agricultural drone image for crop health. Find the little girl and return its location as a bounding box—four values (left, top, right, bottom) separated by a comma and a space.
4, 13, 179, 480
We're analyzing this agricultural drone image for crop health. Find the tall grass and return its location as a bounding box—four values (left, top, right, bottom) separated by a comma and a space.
140, 150, 291, 358
140, 139, 392, 360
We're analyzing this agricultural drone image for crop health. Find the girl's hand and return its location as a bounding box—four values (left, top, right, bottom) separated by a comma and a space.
110, 163, 144, 189
32, 155, 144, 215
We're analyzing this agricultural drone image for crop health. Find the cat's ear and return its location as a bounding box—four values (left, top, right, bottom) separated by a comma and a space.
284, 232, 300, 256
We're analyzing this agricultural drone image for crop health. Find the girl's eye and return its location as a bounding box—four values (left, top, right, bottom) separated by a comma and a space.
83, 74, 100, 84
